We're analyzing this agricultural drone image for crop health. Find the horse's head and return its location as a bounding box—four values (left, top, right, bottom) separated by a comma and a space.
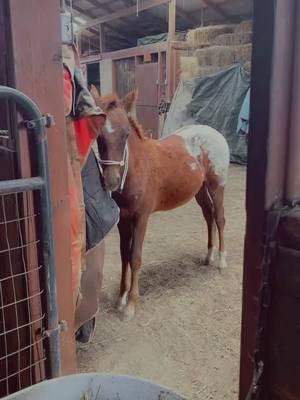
91, 85, 138, 192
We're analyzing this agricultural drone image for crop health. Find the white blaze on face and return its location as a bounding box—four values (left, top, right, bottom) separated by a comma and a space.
105, 119, 115, 134
175, 125, 230, 186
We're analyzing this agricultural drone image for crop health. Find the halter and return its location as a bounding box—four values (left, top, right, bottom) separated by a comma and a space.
98, 142, 129, 192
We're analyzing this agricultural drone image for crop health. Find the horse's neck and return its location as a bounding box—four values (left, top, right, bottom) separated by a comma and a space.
127, 132, 150, 166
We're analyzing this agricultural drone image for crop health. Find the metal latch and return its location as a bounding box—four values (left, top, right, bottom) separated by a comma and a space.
22, 113, 55, 129
61, 10, 73, 45
42, 320, 68, 338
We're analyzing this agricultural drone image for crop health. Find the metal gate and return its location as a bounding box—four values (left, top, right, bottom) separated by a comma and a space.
0, 86, 60, 397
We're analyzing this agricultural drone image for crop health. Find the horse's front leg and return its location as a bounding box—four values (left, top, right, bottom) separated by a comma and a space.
123, 214, 149, 321
117, 216, 133, 312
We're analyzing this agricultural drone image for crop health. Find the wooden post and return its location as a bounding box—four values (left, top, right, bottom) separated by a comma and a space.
77, 32, 82, 57
6, 0, 76, 376
168, 0, 176, 41
99, 23, 106, 54
166, 0, 176, 100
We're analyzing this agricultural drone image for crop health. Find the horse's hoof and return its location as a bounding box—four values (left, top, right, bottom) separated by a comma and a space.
116, 293, 128, 312
121, 304, 135, 322
218, 251, 228, 269
204, 256, 214, 266
204, 247, 215, 266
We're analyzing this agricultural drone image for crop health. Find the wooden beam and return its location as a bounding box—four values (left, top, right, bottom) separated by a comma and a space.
168, 0, 176, 40
79, 0, 170, 31
201, 0, 239, 23
99, 23, 105, 53
70, 5, 135, 46
122, 0, 168, 31
80, 41, 168, 64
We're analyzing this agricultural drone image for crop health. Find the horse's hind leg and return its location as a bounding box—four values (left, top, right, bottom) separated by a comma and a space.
195, 184, 216, 265
117, 217, 133, 312
123, 214, 149, 321
208, 183, 227, 269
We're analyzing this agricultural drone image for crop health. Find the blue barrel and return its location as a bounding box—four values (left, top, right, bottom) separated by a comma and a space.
4, 373, 184, 400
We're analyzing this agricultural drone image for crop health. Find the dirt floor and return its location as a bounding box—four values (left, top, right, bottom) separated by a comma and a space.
78, 165, 246, 400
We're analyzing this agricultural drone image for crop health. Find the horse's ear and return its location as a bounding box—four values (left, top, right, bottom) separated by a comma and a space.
122, 89, 139, 114
90, 84, 101, 100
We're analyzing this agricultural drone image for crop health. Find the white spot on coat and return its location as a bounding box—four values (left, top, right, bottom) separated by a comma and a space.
189, 161, 199, 171
175, 125, 230, 185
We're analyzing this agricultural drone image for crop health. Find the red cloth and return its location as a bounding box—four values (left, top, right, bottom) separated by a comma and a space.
63, 55, 105, 309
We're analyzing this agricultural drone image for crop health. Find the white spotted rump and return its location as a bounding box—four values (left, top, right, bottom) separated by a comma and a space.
175, 125, 230, 185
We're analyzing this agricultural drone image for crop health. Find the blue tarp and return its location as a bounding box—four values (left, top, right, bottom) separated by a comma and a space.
237, 88, 250, 136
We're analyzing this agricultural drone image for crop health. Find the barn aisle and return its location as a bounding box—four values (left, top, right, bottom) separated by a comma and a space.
78, 165, 246, 400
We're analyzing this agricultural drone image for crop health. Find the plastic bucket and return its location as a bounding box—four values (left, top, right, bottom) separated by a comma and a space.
5, 373, 184, 400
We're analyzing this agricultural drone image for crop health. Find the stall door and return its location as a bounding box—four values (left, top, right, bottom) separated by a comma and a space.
135, 62, 159, 138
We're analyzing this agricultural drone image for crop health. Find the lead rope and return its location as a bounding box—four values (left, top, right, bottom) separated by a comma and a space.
120, 143, 129, 192
136, 0, 139, 16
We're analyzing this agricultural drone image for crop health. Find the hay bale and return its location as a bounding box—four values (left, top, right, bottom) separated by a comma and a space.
212, 33, 235, 46
186, 24, 236, 47
235, 19, 253, 34
197, 66, 224, 78
234, 44, 252, 64
180, 56, 199, 80
213, 31, 252, 46
243, 61, 252, 75
194, 48, 207, 66
195, 46, 235, 67
233, 31, 252, 45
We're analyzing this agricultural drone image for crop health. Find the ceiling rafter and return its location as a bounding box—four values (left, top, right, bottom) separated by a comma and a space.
122, 0, 168, 30
78, 0, 170, 31
175, 5, 199, 26
201, 0, 240, 23
71, 4, 136, 46
86, 0, 165, 37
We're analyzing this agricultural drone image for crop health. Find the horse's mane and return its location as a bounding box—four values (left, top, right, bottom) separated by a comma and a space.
128, 116, 146, 141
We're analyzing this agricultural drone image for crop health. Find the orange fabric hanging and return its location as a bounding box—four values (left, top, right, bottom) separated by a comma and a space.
63, 62, 105, 310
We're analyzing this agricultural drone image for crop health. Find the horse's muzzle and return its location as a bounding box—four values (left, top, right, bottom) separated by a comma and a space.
103, 174, 121, 192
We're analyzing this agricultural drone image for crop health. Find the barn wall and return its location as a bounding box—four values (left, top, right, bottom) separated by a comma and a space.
240, 0, 300, 399
100, 59, 113, 95
6, 0, 76, 376
115, 58, 135, 98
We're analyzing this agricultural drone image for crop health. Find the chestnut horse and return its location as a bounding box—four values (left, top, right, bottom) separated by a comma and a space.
91, 87, 230, 320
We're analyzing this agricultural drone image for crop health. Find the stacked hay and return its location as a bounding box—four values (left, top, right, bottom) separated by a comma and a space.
235, 19, 253, 33
234, 44, 252, 63
197, 66, 224, 78
180, 20, 253, 81
195, 46, 236, 67
186, 24, 235, 48
180, 56, 199, 80
243, 61, 252, 75
212, 31, 252, 46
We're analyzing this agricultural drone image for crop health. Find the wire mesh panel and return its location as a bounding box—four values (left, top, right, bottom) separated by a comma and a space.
0, 86, 61, 397
0, 191, 46, 397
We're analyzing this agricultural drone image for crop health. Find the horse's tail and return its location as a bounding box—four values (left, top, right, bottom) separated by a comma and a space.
196, 183, 214, 215
203, 183, 214, 211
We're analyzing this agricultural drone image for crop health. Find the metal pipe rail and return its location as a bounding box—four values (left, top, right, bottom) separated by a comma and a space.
0, 86, 61, 379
